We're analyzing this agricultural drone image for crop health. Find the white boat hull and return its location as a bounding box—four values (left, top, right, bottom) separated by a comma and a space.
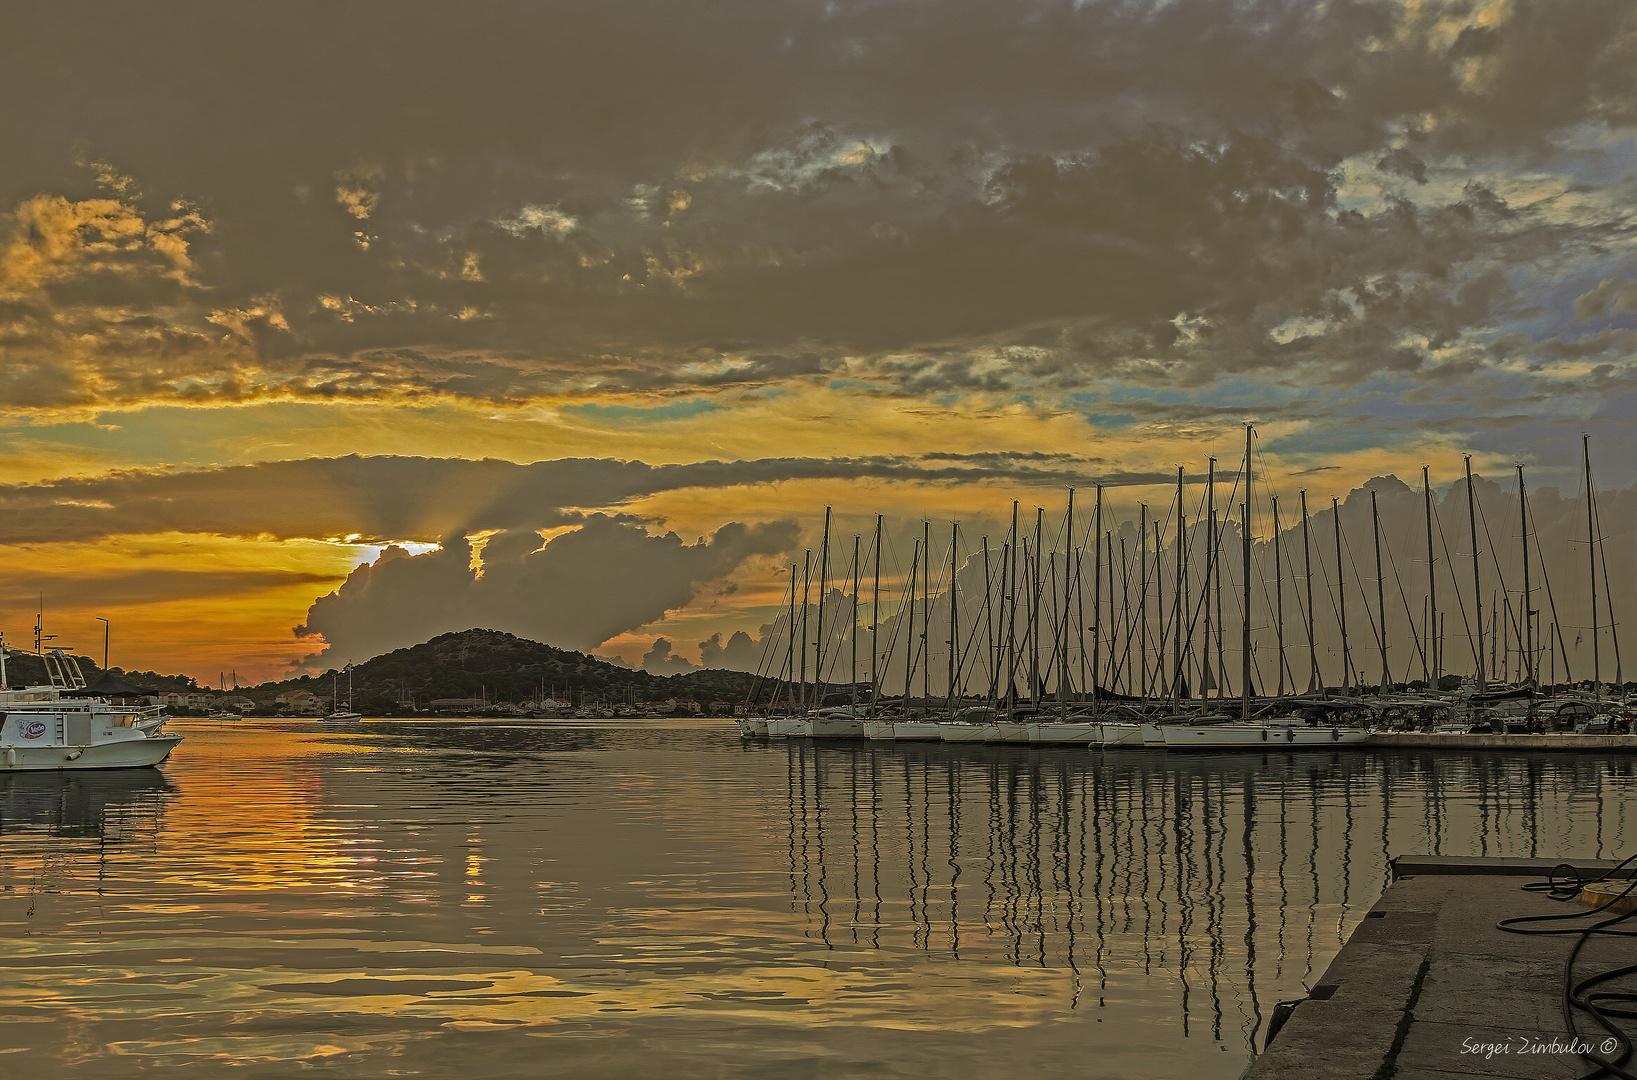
1095, 722, 1146, 747
983, 722, 1031, 743
937, 723, 990, 743
1026, 722, 1101, 744
736, 717, 770, 737
862, 720, 897, 740
1, 734, 181, 771
766, 718, 803, 736
891, 721, 945, 741
808, 717, 866, 739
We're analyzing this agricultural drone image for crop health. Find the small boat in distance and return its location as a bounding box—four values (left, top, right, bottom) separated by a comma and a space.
326, 663, 362, 721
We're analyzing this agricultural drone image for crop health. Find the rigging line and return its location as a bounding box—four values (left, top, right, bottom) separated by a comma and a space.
879, 542, 918, 695
1106, 516, 1141, 688
1339, 523, 1379, 687
1313, 501, 1347, 669
749, 569, 799, 706
952, 542, 1005, 699
1589, 478, 1624, 683
1431, 487, 1479, 671
1474, 494, 1528, 677
1251, 439, 1300, 691
1042, 553, 1071, 698
1524, 494, 1574, 684
1108, 534, 1139, 695
817, 546, 863, 688
1380, 525, 1430, 679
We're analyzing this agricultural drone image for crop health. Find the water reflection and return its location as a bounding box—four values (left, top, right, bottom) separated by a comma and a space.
778, 742, 1637, 1054
1, 723, 1634, 1079
0, 769, 173, 840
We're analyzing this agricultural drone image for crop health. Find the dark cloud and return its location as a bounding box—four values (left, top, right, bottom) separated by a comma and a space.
0, 567, 333, 610
294, 515, 798, 666
0, 452, 1216, 546
3, 1, 1633, 408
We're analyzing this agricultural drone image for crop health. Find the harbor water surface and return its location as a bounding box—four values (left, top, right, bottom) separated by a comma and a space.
1, 719, 1631, 1077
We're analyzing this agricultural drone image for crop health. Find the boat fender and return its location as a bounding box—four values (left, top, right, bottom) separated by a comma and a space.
66, 750, 82, 761
2, 748, 13, 767
1286, 728, 1295, 742
1332, 727, 1341, 741
1261, 729, 1268, 741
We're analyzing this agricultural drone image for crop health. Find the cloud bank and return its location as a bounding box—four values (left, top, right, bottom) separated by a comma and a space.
2, 0, 1633, 411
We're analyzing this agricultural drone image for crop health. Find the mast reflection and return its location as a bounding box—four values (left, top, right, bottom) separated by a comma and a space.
780, 744, 1635, 1052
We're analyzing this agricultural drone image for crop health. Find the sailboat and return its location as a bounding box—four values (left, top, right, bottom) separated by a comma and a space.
207, 671, 242, 721
326, 664, 362, 721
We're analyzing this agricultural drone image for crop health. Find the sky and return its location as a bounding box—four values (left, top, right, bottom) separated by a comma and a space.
2, 0, 1637, 687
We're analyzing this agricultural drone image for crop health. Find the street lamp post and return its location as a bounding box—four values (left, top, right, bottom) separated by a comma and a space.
95, 617, 109, 671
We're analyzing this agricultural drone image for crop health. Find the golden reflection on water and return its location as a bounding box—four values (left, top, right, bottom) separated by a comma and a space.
0, 721, 1632, 1077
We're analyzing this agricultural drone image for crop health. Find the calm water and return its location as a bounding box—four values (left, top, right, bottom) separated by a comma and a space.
1, 720, 1632, 1077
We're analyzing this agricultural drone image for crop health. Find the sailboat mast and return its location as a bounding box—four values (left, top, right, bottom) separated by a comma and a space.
1303, 490, 1316, 690
1173, 467, 1185, 711
851, 533, 861, 708
1333, 497, 1350, 691
948, 521, 959, 711
1006, 501, 1019, 714
982, 537, 993, 708
1241, 425, 1253, 719
975, 536, 988, 703
1273, 495, 1285, 698
799, 552, 811, 709
1032, 507, 1044, 705
1423, 465, 1438, 685
1517, 464, 1534, 690
922, 520, 931, 707
871, 515, 882, 706
1372, 489, 1388, 695
1204, 458, 1216, 700
1092, 487, 1103, 717
1118, 535, 1131, 695
1138, 503, 1149, 703
785, 562, 797, 708
1062, 490, 1074, 718
1585, 434, 1598, 700
904, 539, 919, 705
1152, 520, 1164, 699
1466, 455, 1486, 692
817, 507, 831, 693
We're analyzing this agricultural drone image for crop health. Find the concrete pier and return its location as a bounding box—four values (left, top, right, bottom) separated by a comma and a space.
1245, 856, 1637, 1079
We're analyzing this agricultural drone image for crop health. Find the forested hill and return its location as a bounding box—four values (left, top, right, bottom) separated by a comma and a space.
246, 629, 758, 709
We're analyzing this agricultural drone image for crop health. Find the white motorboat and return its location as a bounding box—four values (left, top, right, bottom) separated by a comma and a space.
1160, 722, 1370, 750
0, 652, 180, 772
